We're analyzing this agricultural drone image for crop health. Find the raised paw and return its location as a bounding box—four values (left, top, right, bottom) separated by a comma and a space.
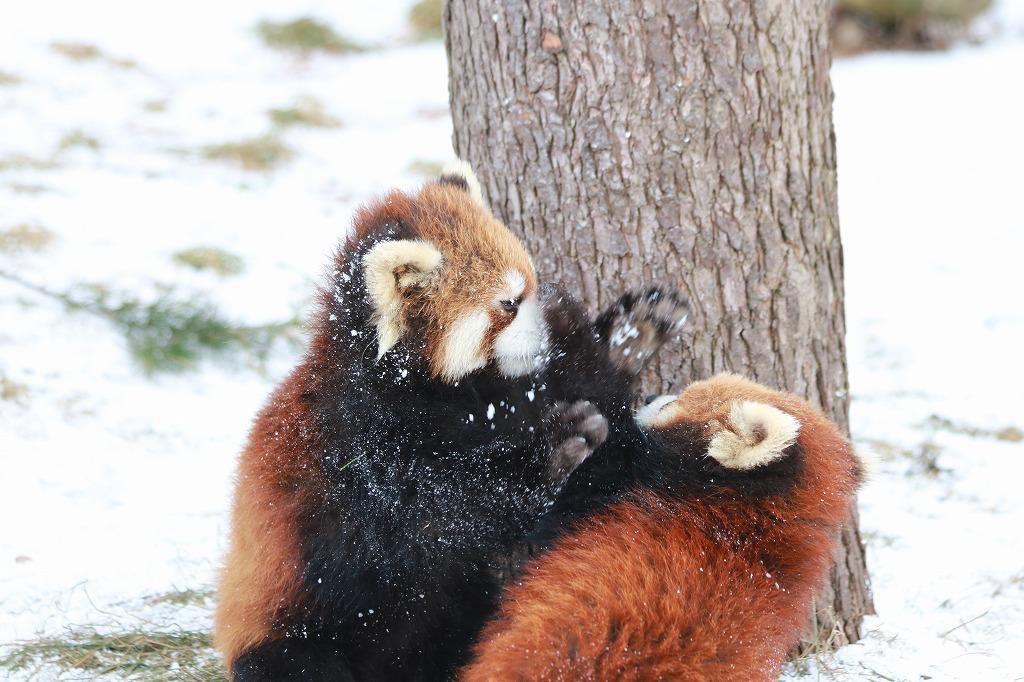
544, 400, 609, 477
596, 287, 690, 378
707, 401, 800, 470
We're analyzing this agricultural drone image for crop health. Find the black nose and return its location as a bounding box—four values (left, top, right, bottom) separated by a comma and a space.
644, 394, 660, 405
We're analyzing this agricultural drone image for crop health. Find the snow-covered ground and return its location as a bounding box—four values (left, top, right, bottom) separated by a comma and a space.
797, 31, 1024, 682
1, 1, 1021, 679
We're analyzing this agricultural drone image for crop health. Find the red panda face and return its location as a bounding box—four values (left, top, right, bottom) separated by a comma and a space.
635, 374, 807, 471
360, 173, 546, 383
635, 374, 797, 432
635, 373, 869, 487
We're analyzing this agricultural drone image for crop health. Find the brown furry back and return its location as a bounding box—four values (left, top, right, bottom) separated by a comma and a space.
460, 375, 862, 681
213, 370, 326, 667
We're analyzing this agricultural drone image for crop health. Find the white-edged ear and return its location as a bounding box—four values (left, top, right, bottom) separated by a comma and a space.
363, 239, 443, 358
855, 446, 877, 484
442, 159, 485, 208
708, 401, 800, 470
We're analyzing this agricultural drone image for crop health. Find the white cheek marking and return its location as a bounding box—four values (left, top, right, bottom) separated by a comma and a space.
439, 310, 490, 381
493, 293, 547, 377
635, 395, 680, 429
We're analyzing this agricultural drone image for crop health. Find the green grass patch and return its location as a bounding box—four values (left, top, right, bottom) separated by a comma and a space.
269, 97, 341, 129
0, 627, 225, 681
203, 135, 294, 172
839, 0, 990, 22
0, 374, 29, 404
144, 588, 215, 608
832, 0, 991, 55
0, 224, 56, 254
101, 290, 295, 374
172, 246, 245, 277
58, 130, 101, 153
50, 42, 136, 68
50, 41, 102, 61
0, 71, 21, 86
409, 0, 443, 40
0, 155, 57, 172
857, 437, 949, 477
0, 270, 300, 374
994, 426, 1024, 443
907, 440, 947, 477
861, 529, 898, 548
922, 414, 1024, 443
406, 159, 444, 177
257, 17, 365, 55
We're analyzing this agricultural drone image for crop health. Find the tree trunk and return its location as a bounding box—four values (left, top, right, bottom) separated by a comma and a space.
445, 0, 873, 649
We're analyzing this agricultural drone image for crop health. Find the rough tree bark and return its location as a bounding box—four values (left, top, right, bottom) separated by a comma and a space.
445, 0, 872, 648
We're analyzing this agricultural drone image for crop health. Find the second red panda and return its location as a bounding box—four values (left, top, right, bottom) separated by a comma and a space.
462, 373, 865, 682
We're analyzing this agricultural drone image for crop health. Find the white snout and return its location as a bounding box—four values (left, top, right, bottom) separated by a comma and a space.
493, 294, 548, 377
635, 394, 678, 429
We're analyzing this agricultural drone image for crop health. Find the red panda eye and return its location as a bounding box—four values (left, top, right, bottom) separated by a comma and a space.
499, 299, 519, 314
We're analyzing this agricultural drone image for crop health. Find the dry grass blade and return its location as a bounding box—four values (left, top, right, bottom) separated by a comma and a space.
0, 627, 226, 681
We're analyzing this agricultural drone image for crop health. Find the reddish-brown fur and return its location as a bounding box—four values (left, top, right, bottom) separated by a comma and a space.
213, 374, 326, 667
461, 374, 862, 681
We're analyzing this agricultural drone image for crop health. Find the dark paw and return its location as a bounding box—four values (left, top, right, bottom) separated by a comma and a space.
538, 282, 590, 340
596, 287, 690, 378
544, 400, 609, 478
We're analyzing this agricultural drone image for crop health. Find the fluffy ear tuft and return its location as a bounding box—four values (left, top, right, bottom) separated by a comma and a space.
440, 159, 485, 208
853, 446, 877, 485
363, 239, 443, 358
708, 401, 800, 470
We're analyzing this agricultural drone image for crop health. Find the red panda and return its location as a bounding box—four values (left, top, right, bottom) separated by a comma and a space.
213, 166, 687, 680
461, 373, 865, 682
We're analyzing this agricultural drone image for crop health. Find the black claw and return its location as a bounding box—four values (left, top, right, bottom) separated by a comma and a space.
544, 400, 609, 478
596, 285, 690, 379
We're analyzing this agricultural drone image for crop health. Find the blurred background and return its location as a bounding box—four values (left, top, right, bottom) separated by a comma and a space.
0, 1, 1021, 679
